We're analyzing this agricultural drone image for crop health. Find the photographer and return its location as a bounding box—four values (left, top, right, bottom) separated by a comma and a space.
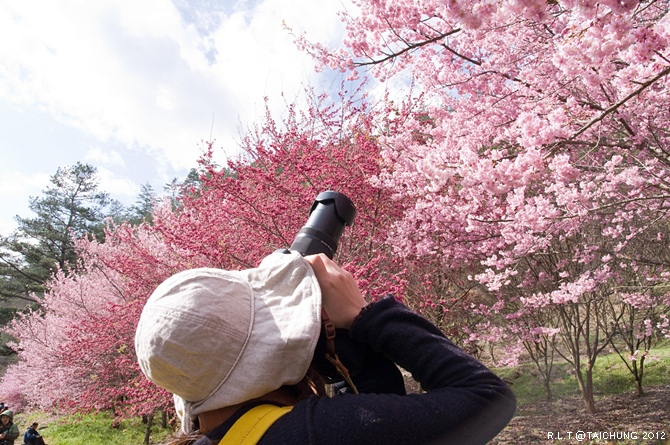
135, 252, 515, 445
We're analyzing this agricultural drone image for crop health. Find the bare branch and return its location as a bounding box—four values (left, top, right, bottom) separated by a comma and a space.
569, 65, 670, 140
355, 28, 461, 67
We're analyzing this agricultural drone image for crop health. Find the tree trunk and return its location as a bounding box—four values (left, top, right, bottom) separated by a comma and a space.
144, 412, 154, 445
633, 357, 645, 397
543, 378, 553, 402
583, 366, 596, 413
575, 365, 597, 414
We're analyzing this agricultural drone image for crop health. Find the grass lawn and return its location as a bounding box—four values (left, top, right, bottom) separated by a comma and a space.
13, 410, 174, 445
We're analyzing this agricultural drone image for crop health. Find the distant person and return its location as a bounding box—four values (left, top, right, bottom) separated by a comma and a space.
23, 423, 45, 445
0, 405, 5, 414
0, 410, 19, 445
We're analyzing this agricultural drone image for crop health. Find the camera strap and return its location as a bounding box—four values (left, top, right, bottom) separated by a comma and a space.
321, 308, 359, 394
218, 404, 293, 444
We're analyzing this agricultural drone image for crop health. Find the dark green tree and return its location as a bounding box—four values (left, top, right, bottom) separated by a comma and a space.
123, 183, 157, 225
163, 167, 206, 210
0, 163, 117, 303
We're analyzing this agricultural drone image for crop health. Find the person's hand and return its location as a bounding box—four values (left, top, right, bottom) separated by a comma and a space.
305, 254, 367, 330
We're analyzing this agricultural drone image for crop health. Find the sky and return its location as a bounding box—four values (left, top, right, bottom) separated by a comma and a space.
0, 0, 360, 235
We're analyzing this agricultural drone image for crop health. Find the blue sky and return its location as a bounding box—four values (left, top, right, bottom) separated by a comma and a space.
0, 0, 357, 234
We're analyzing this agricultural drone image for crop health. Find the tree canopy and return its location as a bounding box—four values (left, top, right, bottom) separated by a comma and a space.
295, 0, 670, 412
0, 90, 412, 418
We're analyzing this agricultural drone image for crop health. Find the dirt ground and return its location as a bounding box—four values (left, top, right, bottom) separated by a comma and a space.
490, 385, 670, 444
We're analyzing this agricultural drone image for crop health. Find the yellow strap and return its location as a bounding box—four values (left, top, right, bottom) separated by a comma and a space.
219, 404, 293, 445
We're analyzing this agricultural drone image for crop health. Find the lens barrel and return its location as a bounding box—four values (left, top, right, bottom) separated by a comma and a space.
290, 191, 356, 259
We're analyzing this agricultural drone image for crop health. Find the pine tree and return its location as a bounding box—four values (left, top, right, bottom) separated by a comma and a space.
0, 162, 116, 303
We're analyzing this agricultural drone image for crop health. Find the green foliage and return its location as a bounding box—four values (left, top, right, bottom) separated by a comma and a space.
0, 307, 18, 326
17, 163, 113, 263
14, 411, 174, 445
121, 183, 157, 226
162, 167, 205, 211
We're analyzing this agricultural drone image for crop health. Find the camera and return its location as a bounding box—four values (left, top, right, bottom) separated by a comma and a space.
282, 191, 362, 392
286, 192, 404, 395
289, 191, 356, 258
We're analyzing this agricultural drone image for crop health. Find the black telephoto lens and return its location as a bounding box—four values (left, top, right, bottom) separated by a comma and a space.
290, 191, 356, 259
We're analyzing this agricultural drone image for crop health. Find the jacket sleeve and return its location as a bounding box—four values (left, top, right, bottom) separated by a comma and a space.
6, 424, 19, 441
348, 295, 516, 444
263, 295, 516, 445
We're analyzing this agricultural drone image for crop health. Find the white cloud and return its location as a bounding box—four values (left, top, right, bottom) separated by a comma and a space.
0, 170, 51, 233
0, 170, 50, 199
0, 0, 355, 234
0, 0, 351, 169
0, 1, 229, 170
96, 167, 141, 202
85, 147, 125, 167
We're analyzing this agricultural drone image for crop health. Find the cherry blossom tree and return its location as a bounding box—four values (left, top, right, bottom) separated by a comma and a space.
0, 87, 413, 432
296, 0, 670, 412
151, 88, 410, 297
608, 269, 670, 396
0, 225, 183, 418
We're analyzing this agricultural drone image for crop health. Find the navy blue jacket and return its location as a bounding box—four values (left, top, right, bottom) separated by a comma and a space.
197, 295, 516, 445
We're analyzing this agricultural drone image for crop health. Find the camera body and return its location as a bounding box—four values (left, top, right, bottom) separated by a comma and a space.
288, 191, 356, 258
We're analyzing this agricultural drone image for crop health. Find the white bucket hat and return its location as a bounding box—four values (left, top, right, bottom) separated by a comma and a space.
134, 251, 322, 432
